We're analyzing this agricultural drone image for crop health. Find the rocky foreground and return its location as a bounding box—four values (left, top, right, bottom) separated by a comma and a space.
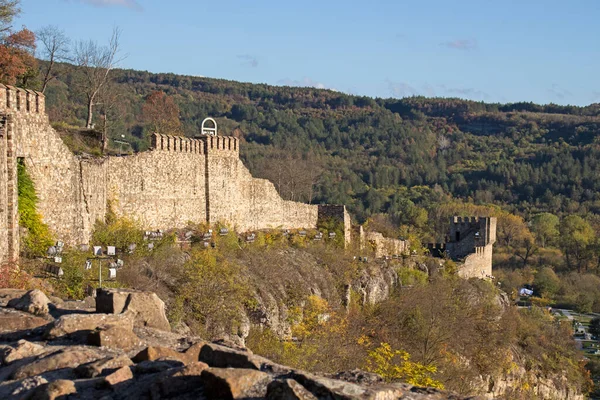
0, 288, 477, 399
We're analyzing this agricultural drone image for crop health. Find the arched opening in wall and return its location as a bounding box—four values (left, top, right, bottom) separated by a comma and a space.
456, 232, 460, 241
16, 93, 20, 111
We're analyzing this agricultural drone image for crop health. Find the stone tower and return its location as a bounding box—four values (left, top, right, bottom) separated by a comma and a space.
445, 216, 497, 279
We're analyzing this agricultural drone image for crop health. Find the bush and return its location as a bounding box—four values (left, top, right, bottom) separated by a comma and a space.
171, 249, 252, 338
364, 342, 443, 389
92, 207, 145, 251
17, 161, 54, 257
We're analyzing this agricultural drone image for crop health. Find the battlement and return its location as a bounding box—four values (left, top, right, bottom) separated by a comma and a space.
150, 134, 239, 155
205, 135, 238, 153
426, 243, 446, 257
449, 216, 496, 246
426, 243, 446, 250
0, 84, 45, 115
452, 216, 484, 224
151, 133, 205, 154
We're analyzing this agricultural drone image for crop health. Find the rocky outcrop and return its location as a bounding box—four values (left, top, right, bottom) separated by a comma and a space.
0, 288, 475, 399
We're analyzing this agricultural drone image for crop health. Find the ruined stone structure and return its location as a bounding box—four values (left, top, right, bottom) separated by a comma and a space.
354, 226, 409, 258
428, 216, 497, 279
0, 85, 353, 263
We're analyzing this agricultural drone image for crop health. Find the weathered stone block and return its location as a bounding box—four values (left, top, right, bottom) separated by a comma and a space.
95, 288, 171, 332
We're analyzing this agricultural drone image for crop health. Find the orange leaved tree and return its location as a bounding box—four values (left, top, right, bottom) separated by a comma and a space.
141, 91, 182, 135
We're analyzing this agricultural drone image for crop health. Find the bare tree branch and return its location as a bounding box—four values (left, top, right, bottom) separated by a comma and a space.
73, 27, 124, 134
37, 25, 70, 93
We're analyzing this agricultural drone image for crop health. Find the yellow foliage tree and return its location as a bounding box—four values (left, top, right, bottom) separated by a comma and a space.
364, 342, 444, 389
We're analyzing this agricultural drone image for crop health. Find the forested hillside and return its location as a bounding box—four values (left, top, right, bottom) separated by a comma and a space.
42, 64, 600, 229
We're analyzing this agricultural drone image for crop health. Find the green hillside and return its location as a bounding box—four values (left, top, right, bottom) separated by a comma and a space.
43, 64, 600, 228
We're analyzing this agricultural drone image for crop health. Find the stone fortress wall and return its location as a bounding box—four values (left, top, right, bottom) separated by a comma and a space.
0, 84, 324, 263
0, 84, 495, 280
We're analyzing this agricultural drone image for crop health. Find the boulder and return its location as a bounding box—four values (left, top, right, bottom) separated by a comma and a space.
201, 367, 270, 399
173, 361, 210, 377
7, 289, 50, 316
148, 362, 210, 398
6, 376, 48, 398
87, 324, 144, 351
103, 365, 133, 386
289, 371, 417, 400
96, 288, 171, 332
290, 371, 371, 399
132, 359, 185, 374
1, 340, 46, 365
44, 312, 133, 339
74, 355, 134, 378
183, 341, 206, 362
266, 379, 318, 400
332, 369, 385, 385
11, 348, 103, 380
28, 379, 76, 400
0, 289, 27, 306
0, 308, 49, 334
199, 343, 261, 370
132, 345, 194, 365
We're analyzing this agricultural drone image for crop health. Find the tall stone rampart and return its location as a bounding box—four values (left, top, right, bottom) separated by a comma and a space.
0, 85, 94, 263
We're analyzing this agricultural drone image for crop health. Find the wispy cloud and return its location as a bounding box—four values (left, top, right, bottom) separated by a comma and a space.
591, 91, 600, 102
548, 84, 572, 100
440, 39, 477, 50
386, 80, 419, 97
237, 54, 258, 68
278, 77, 335, 91
438, 84, 490, 100
68, 0, 143, 11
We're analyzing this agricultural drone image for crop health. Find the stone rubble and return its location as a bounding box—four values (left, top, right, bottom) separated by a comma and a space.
0, 288, 477, 399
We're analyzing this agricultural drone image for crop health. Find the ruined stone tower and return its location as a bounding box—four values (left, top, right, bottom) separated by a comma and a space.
428, 216, 497, 279
449, 216, 496, 279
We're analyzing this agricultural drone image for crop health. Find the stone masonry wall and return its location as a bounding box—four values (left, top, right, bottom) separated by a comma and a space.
445, 216, 496, 279
363, 230, 408, 258
0, 113, 11, 262
458, 244, 494, 279
0, 86, 322, 262
1, 85, 92, 259
204, 135, 318, 231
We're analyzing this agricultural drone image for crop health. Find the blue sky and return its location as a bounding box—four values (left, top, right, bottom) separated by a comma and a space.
15, 0, 600, 105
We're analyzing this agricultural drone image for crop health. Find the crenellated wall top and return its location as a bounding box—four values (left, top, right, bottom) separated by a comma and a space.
0, 84, 45, 115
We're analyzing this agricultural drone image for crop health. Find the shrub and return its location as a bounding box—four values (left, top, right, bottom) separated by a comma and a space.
17, 161, 54, 257
92, 206, 145, 251
171, 249, 252, 338
364, 342, 444, 389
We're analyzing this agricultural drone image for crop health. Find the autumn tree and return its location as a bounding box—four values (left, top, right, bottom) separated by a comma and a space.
560, 215, 595, 272
531, 213, 559, 248
496, 212, 530, 249
533, 267, 560, 298
0, 1, 36, 87
141, 91, 182, 135
37, 25, 70, 93
73, 27, 122, 129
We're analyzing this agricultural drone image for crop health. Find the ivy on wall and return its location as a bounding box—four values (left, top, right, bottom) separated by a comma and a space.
17, 159, 54, 257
